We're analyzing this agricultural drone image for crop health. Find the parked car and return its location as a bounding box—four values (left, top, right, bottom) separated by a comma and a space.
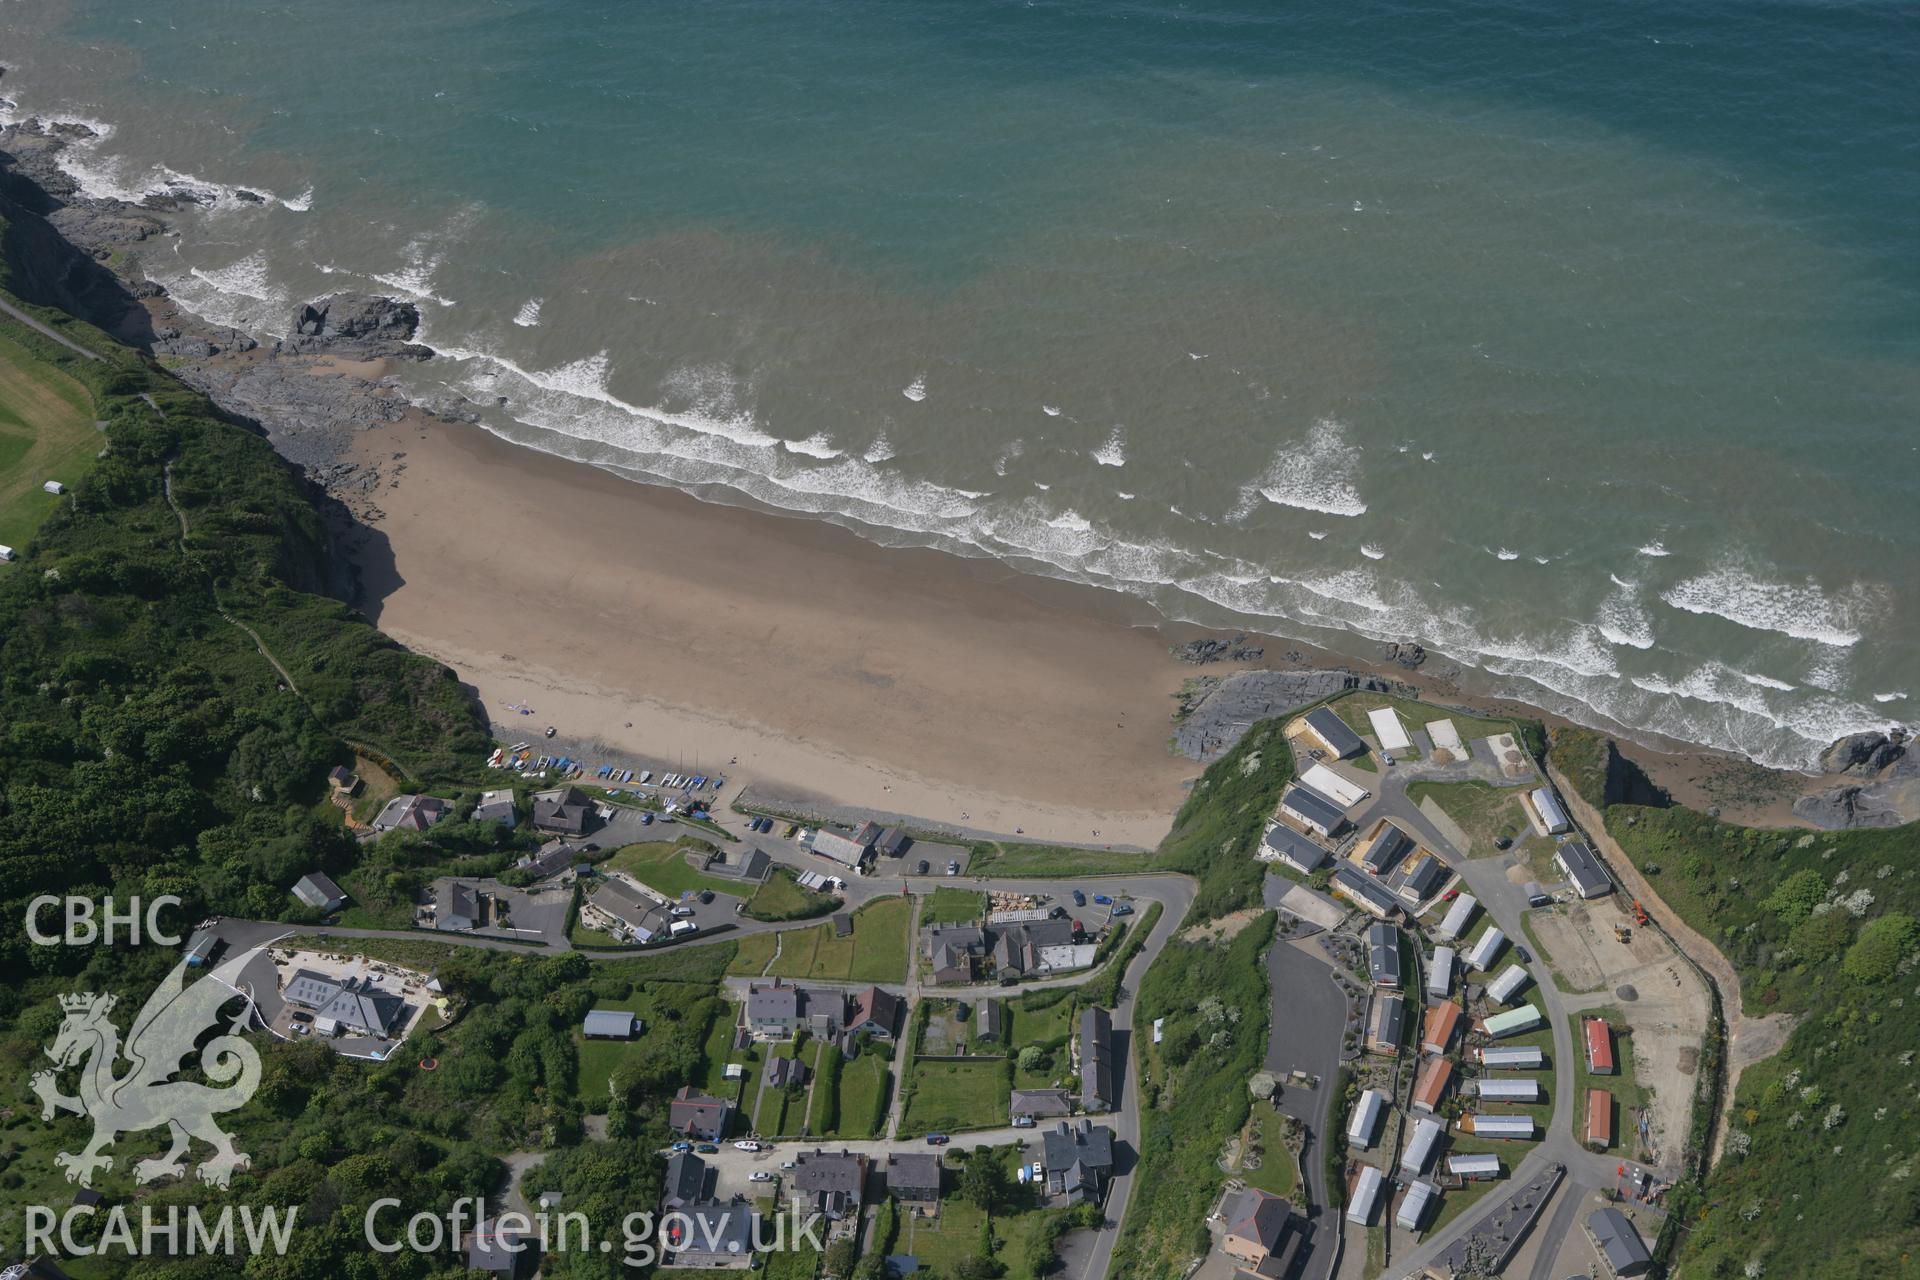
695, 1144, 720, 1154
1515, 945, 1533, 963
1527, 893, 1552, 908
640, 812, 654, 826
699, 890, 715, 904
1441, 888, 1459, 902
1050, 906, 1068, 919
734, 1140, 763, 1152
1071, 890, 1086, 907
917, 860, 931, 875
946, 860, 960, 876
1381, 752, 1396, 766
955, 1002, 972, 1022
780, 1161, 796, 1171
671, 1141, 693, 1152
1093, 894, 1112, 905
749, 1171, 774, 1182
925, 1134, 949, 1146
289, 1011, 312, 1023
1111, 903, 1134, 917
1011, 1115, 1036, 1129
670, 906, 695, 918
1029, 1161, 1044, 1181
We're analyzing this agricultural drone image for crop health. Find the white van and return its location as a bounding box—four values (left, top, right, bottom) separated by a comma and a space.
670, 920, 698, 938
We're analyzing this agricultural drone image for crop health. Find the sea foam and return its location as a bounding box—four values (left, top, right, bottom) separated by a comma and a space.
1661, 564, 1866, 647
1251, 418, 1368, 517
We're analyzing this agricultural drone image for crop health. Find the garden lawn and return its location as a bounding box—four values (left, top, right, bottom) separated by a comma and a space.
824, 1051, 892, 1138
745, 868, 837, 920
903, 1057, 1012, 1135
767, 897, 911, 982
606, 839, 740, 900
923, 887, 988, 923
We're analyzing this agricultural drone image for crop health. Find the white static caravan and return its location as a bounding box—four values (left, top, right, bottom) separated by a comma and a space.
1348, 1088, 1387, 1149
1529, 786, 1572, 836
1473, 1078, 1541, 1104
1401, 1116, 1444, 1175
1487, 964, 1531, 1006
1463, 1113, 1534, 1141
1396, 1179, 1439, 1231
1427, 948, 1456, 1000
1301, 763, 1370, 809
1447, 1153, 1500, 1181
1368, 707, 1413, 753
1437, 893, 1478, 941
1464, 927, 1507, 972
0, 545, 14, 562
1478, 1045, 1545, 1070
1346, 1166, 1384, 1225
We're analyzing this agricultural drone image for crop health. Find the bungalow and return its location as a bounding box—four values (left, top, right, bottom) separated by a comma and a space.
472, 789, 517, 826
667, 1087, 735, 1142
1421, 1002, 1463, 1056
1302, 706, 1367, 760
1395, 1180, 1438, 1232
435, 881, 482, 932
1401, 1116, 1444, 1175
792, 1150, 869, 1222
1080, 1007, 1118, 1113
1426, 947, 1455, 1000
1460, 1113, 1533, 1141
1584, 1018, 1616, 1075
1345, 1166, 1384, 1225
373, 793, 450, 833
664, 1198, 756, 1268
847, 986, 902, 1040
1367, 922, 1402, 987
1359, 824, 1415, 877
1557, 840, 1613, 899
1448, 1153, 1501, 1181
1463, 927, 1506, 972
1041, 1120, 1115, 1204
1219, 1187, 1300, 1279
1585, 1206, 1653, 1278
1481, 1006, 1542, 1039
1437, 893, 1478, 941
1010, 1088, 1075, 1121
1260, 824, 1330, 874
1365, 994, 1405, 1057
531, 786, 593, 836
1411, 1058, 1453, 1114
1586, 1089, 1614, 1149
1280, 786, 1349, 839
582, 1010, 638, 1040
517, 840, 579, 881
1347, 1089, 1387, 1149
291, 872, 348, 914
884, 1153, 942, 1217
1330, 865, 1401, 920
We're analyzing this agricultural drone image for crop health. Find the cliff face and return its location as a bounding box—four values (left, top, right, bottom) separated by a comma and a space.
1794, 730, 1918, 830
1548, 726, 1670, 813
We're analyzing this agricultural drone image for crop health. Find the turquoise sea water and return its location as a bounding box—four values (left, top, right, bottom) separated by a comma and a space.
3, 0, 1915, 768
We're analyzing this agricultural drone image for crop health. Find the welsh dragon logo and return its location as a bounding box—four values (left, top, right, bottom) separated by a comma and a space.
30, 944, 265, 1190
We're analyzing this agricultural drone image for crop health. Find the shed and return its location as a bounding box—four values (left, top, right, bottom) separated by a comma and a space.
1347, 1089, 1386, 1149
1426, 947, 1455, 999
1487, 964, 1531, 1006
1304, 706, 1366, 760
1395, 1179, 1438, 1231
1401, 1116, 1444, 1174
583, 1010, 638, 1040
43, 480, 66, 495
1437, 894, 1478, 941
1345, 1165, 1383, 1224
1463, 927, 1506, 972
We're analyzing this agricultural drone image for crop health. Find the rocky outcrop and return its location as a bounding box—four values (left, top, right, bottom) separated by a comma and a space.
1799, 728, 1919, 829
1171, 669, 1398, 762
1819, 729, 1907, 777
1793, 783, 1910, 831
280, 293, 430, 360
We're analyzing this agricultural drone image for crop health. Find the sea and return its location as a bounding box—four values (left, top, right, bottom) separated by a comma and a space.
2, 0, 1915, 771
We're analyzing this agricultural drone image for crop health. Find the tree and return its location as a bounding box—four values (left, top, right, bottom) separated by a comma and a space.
1789, 908, 1853, 962
1843, 913, 1918, 984
1765, 869, 1828, 926
822, 1239, 858, 1279
1017, 1044, 1048, 1073
960, 1150, 1012, 1213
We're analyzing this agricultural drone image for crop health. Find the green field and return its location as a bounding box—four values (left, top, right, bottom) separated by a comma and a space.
728, 930, 780, 976
822, 1049, 893, 1138
765, 896, 912, 982
923, 886, 988, 923
1404, 779, 1551, 860
0, 329, 98, 558
605, 838, 741, 900
903, 1057, 1012, 1135
744, 867, 839, 921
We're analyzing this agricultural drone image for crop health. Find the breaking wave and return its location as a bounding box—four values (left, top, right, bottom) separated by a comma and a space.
1250, 418, 1368, 517
1661, 564, 1869, 647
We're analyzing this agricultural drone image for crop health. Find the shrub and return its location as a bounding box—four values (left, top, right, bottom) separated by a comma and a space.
1842, 913, 1917, 984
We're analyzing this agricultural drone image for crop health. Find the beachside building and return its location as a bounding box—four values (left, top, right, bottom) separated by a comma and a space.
1302, 706, 1367, 760
1427, 947, 1455, 1000
1330, 865, 1402, 920
472, 789, 517, 826
1347, 1089, 1387, 1149
1586, 1207, 1653, 1277
373, 793, 450, 833
1473, 1078, 1540, 1104
1219, 1188, 1300, 1279
1261, 824, 1330, 874
1447, 1153, 1500, 1181
1365, 993, 1405, 1057
1487, 964, 1531, 1006
1301, 763, 1369, 808
1402, 1116, 1445, 1175
1359, 823, 1415, 877
1080, 1007, 1118, 1113
1477, 1045, 1545, 1070
1461, 1113, 1533, 1141
1557, 840, 1614, 899
810, 828, 872, 867
1042, 1120, 1115, 1204
875, 827, 912, 858
1367, 922, 1403, 987
1529, 786, 1572, 836
1584, 1018, 1617, 1074
1280, 785, 1349, 839
531, 786, 593, 836
582, 1010, 638, 1040
282, 970, 405, 1039
668, 1087, 735, 1142
1346, 1166, 1383, 1225
1463, 927, 1507, 972
1587, 1089, 1614, 1149
1396, 1179, 1439, 1232
1422, 1002, 1463, 1056
926, 924, 987, 985
1411, 1058, 1453, 1114
1437, 893, 1478, 941
1481, 1006, 1543, 1039
291, 872, 348, 914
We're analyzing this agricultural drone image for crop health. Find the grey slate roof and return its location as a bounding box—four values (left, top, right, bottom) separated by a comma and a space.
1042, 1119, 1115, 1174
291, 872, 347, 911
1587, 1206, 1652, 1276
1304, 706, 1366, 758
1262, 824, 1330, 870
884, 1153, 941, 1201
1367, 922, 1402, 984
1080, 1007, 1117, 1111
1361, 825, 1414, 875
662, 1152, 708, 1209
1282, 785, 1347, 832
1557, 840, 1614, 898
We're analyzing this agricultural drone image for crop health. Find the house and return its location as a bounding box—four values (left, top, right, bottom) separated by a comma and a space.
747, 981, 805, 1040
435, 881, 482, 932
326, 765, 361, 797
664, 1198, 757, 1268
1487, 964, 1531, 1006
766, 1055, 810, 1090
1460, 1113, 1533, 1140
884, 1153, 942, 1217
1586, 1089, 1614, 1149
1347, 1089, 1387, 1149
1529, 786, 1571, 835
1427, 947, 1455, 1000
1395, 1180, 1438, 1232
1330, 865, 1401, 920
792, 1150, 869, 1222
1367, 923, 1402, 987
1359, 824, 1414, 877
1219, 1187, 1299, 1279
1477, 1045, 1544, 1070
1401, 1116, 1444, 1175
1584, 1018, 1616, 1074
282, 970, 405, 1038
1447, 1152, 1500, 1180
1463, 927, 1506, 972
1473, 1078, 1540, 1104
1585, 1206, 1653, 1277
531, 786, 593, 836
1480, 1006, 1542, 1038
668, 1088, 734, 1141
1421, 1002, 1463, 1056
582, 1010, 638, 1040
1010, 1088, 1075, 1120
373, 793, 450, 833
472, 789, 517, 826
876, 827, 912, 858
847, 986, 902, 1039
1345, 1166, 1383, 1224
704, 846, 771, 882
1302, 706, 1367, 759
1041, 1120, 1114, 1204
810, 829, 871, 867
1280, 786, 1348, 839
518, 840, 579, 881
976, 999, 1004, 1043
662, 1151, 710, 1210
1260, 824, 1330, 873
1079, 1007, 1117, 1113
1411, 1058, 1453, 1114
1437, 894, 1478, 941
1365, 994, 1405, 1057
291, 872, 348, 913
463, 1222, 530, 1277
926, 925, 987, 985
1557, 840, 1613, 899
1301, 762, 1369, 808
